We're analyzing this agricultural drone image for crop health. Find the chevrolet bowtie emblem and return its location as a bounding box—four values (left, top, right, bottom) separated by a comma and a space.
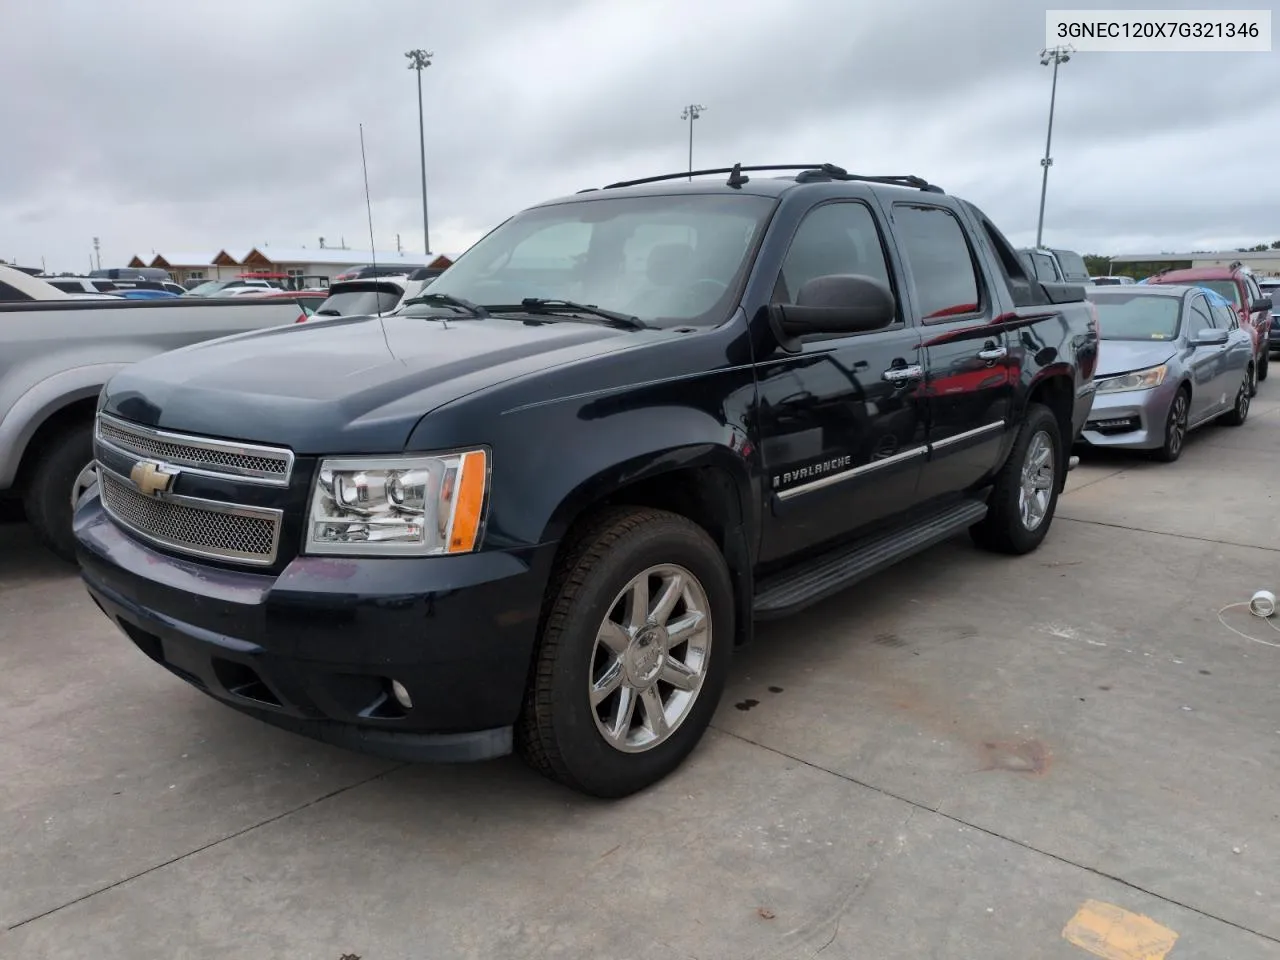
129, 460, 178, 497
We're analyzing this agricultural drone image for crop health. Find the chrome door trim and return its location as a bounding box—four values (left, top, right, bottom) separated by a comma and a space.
929, 420, 1006, 451
775, 446, 928, 501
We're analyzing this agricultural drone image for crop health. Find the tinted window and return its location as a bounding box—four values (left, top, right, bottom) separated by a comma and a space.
1089, 293, 1182, 340
1052, 249, 1089, 280
421, 194, 775, 328
895, 204, 982, 321
1031, 252, 1060, 282
0, 280, 34, 302
48, 280, 82, 293
1210, 301, 1237, 329
1186, 298, 1213, 337
775, 202, 892, 308
315, 289, 403, 316
1187, 279, 1240, 305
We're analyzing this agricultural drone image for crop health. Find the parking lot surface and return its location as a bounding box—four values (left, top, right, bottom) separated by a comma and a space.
3, 397, 1279, 959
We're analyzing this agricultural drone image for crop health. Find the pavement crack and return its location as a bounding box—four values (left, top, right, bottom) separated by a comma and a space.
1058, 516, 1280, 553
6, 763, 407, 931
713, 728, 1280, 947
1062, 467, 1126, 495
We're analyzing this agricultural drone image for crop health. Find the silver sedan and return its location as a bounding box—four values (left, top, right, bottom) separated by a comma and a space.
1079, 284, 1254, 462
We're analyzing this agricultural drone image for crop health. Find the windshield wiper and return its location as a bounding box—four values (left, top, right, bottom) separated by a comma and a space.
486, 298, 648, 330
399, 292, 489, 317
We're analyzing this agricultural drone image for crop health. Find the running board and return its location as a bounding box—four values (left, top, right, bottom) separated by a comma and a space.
752, 499, 989, 619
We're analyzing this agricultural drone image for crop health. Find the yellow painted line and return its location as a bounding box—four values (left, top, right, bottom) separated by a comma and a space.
1062, 900, 1179, 960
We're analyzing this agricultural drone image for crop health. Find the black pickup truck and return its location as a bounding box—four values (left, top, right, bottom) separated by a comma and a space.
73, 163, 1099, 798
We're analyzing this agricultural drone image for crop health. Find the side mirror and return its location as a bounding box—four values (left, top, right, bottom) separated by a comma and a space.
768, 274, 895, 351
1191, 328, 1229, 347
1250, 297, 1273, 313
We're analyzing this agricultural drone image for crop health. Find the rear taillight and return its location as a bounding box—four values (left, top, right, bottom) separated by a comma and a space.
295, 313, 307, 323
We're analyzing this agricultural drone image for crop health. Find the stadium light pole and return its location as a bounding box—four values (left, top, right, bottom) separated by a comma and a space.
680, 104, 707, 180
1035, 45, 1073, 249
405, 49, 433, 256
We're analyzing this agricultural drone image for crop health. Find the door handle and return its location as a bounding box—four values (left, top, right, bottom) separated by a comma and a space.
882, 364, 923, 384
977, 344, 1008, 362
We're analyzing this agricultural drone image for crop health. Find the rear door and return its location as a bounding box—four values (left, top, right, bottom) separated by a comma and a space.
892, 202, 1015, 502
754, 199, 927, 564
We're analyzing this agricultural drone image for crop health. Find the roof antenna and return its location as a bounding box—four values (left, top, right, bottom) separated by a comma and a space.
726, 162, 750, 188
359, 123, 382, 315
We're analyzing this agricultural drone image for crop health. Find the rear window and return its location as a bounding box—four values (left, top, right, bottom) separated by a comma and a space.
1051, 249, 1089, 280
315, 288, 402, 316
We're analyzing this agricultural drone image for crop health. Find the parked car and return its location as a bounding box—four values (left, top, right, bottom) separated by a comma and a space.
259, 290, 330, 319
310, 276, 409, 318
0, 291, 306, 560
41, 276, 121, 296
1258, 278, 1280, 355
333, 263, 427, 282
73, 162, 1098, 798
185, 278, 278, 297
1145, 262, 1273, 385
112, 288, 182, 300
1080, 285, 1254, 461
1019, 247, 1093, 286
1090, 275, 1134, 285
89, 267, 173, 283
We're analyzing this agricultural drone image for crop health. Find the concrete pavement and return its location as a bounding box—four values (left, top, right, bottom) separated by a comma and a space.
3, 394, 1279, 959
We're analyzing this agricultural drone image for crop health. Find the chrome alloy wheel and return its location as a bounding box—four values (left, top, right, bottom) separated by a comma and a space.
589, 563, 712, 753
1018, 430, 1055, 531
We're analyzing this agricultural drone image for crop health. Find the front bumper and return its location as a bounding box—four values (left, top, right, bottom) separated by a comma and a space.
74, 492, 557, 763
1076, 383, 1174, 451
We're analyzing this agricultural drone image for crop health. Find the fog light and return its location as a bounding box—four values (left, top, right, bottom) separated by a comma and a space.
390, 679, 413, 709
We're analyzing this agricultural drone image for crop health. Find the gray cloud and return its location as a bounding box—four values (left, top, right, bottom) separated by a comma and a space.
2, 0, 1276, 270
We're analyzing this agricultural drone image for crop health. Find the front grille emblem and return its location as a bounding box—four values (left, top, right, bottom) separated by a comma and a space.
129, 459, 179, 497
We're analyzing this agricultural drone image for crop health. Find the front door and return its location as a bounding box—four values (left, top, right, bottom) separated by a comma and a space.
754, 200, 927, 565
1184, 293, 1229, 420
890, 202, 1015, 502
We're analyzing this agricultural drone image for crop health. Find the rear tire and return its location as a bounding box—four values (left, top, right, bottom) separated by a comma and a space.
22, 423, 94, 564
970, 403, 1062, 556
1217, 369, 1252, 426
517, 507, 733, 798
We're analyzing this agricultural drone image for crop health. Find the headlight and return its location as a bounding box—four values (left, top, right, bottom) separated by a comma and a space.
1096, 365, 1168, 393
305, 450, 488, 556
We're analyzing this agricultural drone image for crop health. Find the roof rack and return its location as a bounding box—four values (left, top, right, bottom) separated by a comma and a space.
599, 163, 945, 193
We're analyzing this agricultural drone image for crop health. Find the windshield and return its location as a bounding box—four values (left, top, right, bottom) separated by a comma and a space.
185, 280, 228, 297
414, 194, 776, 328
1091, 293, 1182, 340
315, 288, 403, 316
1052, 250, 1088, 279
1187, 279, 1240, 305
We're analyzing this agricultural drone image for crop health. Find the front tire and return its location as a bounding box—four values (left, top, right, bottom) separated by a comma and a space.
22, 423, 93, 563
970, 403, 1062, 555
517, 507, 733, 798
1152, 387, 1190, 462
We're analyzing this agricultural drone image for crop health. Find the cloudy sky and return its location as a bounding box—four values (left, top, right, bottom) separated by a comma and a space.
2, 0, 1276, 272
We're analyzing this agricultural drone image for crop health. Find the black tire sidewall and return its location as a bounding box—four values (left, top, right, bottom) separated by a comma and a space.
540, 516, 733, 797
1159, 389, 1189, 461
1258, 350, 1268, 381
986, 405, 1063, 554
22, 423, 93, 563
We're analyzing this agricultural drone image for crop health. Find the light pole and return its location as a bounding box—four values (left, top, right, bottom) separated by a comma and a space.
680, 104, 706, 180
405, 49, 433, 255
92, 236, 101, 271
1035, 45, 1073, 249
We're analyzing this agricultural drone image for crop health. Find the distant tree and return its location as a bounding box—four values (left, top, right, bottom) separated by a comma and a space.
1248, 244, 1269, 252
1083, 254, 1110, 275
1272, 240, 1280, 249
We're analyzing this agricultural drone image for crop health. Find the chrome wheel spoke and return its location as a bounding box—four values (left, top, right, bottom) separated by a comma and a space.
591, 658, 624, 706
666, 611, 706, 644
639, 687, 669, 739
650, 573, 684, 625
598, 620, 630, 656
625, 579, 650, 632
660, 655, 699, 691
607, 686, 638, 742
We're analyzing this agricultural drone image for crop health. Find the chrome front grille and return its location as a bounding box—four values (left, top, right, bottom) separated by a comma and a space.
99, 469, 282, 566
96, 414, 293, 485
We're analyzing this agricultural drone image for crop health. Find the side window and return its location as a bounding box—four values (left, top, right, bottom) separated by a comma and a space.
1243, 275, 1261, 305
893, 204, 983, 322
1186, 298, 1213, 336
979, 217, 1039, 309
1031, 253, 1060, 282
775, 202, 894, 313
1211, 302, 1237, 330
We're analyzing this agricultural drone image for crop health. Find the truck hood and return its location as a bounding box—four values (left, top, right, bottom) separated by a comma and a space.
102, 313, 655, 453
1095, 340, 1178, 378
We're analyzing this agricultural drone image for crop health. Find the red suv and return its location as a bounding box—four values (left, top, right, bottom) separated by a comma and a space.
1147, 263, 1273, 389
